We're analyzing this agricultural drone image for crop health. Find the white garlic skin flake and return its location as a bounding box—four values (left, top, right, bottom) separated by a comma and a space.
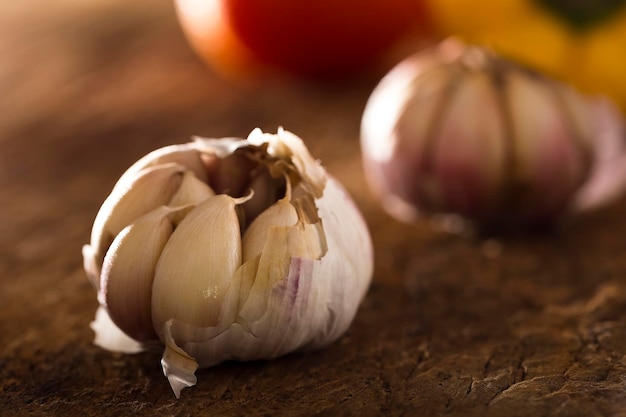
361, 39, 626, 230
83, 128, 373, 397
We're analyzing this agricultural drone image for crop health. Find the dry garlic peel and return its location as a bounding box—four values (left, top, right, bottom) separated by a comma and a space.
83, 128, 373, 397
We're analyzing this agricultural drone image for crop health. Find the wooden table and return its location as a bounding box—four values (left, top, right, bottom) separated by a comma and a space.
2, 2, 626, 415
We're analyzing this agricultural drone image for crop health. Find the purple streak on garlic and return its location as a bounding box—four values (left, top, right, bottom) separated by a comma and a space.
82, 128, 373, 397
361, 39, 626, 230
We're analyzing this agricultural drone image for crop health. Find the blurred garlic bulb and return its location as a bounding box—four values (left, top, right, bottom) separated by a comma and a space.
83, 128, 373, 397
361, 39, 626, 230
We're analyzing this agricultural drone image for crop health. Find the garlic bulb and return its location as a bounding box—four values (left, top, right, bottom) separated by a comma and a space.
361, 39, 626, 230
83, 128, 373, 397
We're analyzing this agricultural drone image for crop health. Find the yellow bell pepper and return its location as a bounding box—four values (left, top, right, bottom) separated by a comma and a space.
427, 0, 626, 113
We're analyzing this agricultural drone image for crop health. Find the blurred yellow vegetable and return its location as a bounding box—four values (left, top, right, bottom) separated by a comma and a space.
428, 0, 626, 113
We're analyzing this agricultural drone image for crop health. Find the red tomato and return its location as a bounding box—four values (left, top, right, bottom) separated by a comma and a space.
175, 0, 430, 80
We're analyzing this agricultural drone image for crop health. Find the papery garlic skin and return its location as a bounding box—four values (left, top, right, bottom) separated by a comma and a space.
361, 39, 626, 230
83, 128, 373, 397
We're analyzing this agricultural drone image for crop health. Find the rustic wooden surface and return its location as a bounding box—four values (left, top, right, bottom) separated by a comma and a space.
2, 2, 626, 416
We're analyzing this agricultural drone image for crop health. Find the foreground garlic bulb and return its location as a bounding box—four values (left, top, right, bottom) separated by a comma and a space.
361, 39, 626, 230
83, 128, 373, 397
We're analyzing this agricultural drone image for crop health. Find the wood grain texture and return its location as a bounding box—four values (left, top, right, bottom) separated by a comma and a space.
2, 2, 626, 416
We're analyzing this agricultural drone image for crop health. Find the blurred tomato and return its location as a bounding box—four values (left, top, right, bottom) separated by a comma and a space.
175, 0, 430, 80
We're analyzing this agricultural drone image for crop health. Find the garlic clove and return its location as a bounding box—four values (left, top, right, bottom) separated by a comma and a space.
362, 56, 457, 221
151, 194, 246, 335
238, 210, 327, 325
99, 206, 176, 342
431, 71, 505, 218
85, 163, 187, 289
153, 194, 249, 396
167, 170, 215, 207
506, 71, 592, 221
241, 196, 299, 262
118, 145, 208, 184
100, 163, 186, 235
